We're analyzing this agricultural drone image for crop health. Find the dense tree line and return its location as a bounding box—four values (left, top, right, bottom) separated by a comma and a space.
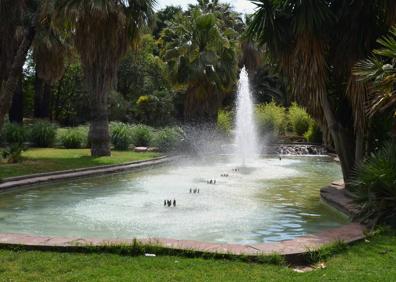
1, 0, 395, 184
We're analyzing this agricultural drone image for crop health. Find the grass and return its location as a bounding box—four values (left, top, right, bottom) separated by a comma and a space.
0, 231, 395, 281
0, 148, 161, 179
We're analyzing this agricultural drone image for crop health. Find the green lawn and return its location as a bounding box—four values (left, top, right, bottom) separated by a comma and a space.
0, 231, 395, 281
0, 148, 161, 179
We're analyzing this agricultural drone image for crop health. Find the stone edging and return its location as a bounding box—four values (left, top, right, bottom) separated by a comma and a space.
0, 223, 365, 263
0, 156, 175, 192
320, 180, 360, 217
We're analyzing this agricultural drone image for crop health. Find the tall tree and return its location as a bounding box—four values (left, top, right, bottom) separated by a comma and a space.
160, 8, 239, 122
0, 0, 36, 128
56, 0, 154, 156
248, 0, 396, 181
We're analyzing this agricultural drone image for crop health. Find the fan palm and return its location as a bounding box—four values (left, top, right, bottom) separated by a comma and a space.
354, 27, 396, 118
160, 9, 238, 122
55, 0, 154, 156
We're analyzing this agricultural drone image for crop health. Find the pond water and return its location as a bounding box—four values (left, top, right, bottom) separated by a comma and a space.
0, 156, 348, 244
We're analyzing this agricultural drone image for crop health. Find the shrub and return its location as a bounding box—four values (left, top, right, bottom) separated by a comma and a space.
288, 103, 312, 136
29, 121, 57, 147
110, 122, 131, 151
1, 143, 25, 163
350, 142, 396, 227
59, 127, 88, 149
217, 110, 233, 135
152, 127, 184, 152
130, 124, 153, 147
255, 102, 287, 135
1, 122, 26, 145
304, 122, 323, 143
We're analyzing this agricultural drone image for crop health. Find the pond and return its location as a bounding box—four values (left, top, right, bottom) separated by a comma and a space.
0, 156, 348, 244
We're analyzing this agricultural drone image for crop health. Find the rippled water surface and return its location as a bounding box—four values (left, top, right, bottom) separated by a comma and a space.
0, 156, 348, 243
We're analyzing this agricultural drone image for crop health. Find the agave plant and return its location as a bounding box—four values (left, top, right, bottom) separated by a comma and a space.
349, 142, 396, 227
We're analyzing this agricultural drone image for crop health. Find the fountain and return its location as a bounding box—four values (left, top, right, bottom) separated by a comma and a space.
234, 67, 260, 165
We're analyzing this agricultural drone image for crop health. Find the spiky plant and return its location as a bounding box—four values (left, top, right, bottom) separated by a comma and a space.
354, 26, 396, 118
350, 142, 396, 227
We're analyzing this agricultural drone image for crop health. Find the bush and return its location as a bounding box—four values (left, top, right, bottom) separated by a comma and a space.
1, 122, 26, 145
130, 124, 153, 147
304, 122, 323, 143
288, 103, 312, 136
1, 143, 25, 163
350, 142, 396, 227
217, 110, 233, 135
29, 121, 57, 147
59, 127, 88, 149
110, 122, 131, 151
152, 127, 184, 152
256, 102, 287, 135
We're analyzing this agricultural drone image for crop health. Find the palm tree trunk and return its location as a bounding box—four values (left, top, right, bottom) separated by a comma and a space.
355, 130, 365, 165
0, 27, 35, 129
320, 93, 355, 182
9, 75, 23, 123
86, 71, 111, 157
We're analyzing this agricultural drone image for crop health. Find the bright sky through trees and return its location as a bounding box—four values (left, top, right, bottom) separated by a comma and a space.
156, 0, 256, 14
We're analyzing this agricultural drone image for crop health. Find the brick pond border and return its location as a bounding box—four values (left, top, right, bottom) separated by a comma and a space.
0, 223, 365, 263
0, 156, 366, 263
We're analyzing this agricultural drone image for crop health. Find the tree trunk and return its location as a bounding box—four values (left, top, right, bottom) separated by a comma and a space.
183, 85, 220, 123
320, 93, 355, 182
9, 75, 23, 123
355, 130, 365, 165
86, 70, 111, 157
34, 75, 52, 119
0, 26, 35, 129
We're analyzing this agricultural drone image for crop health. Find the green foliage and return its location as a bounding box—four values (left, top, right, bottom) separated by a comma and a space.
1, 122, 26, 145
59, 127, 88, 149
160, 7, 239, 120
52, 63, 89, 126
110, 122, 131, 151
255, 102, 287, 135
108, 91, 129, 122
117, 35, 175, 126
288, 103, 312, 136
152, 127, 184, 152
135, 90, 175, 126
29, 121, 57, 147
217, 110, 233, 135
304, 240, 348, 264
130, 125, 153, 147
1, 143, 25, 164
304, 122, 323, 143
354, 26, 396, 117
350, 142, 396, 227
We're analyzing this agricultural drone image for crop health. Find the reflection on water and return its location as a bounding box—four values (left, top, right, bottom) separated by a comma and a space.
0, 156, 347, 243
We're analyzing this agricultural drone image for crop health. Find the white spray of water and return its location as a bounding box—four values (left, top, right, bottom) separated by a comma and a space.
234, 67, 260, 165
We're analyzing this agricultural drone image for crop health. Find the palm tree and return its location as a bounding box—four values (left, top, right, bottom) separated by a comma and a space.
55, 0, 154, 156
0, 0, 36, 129
160, 8, 238, 122
354, 27, 396, 117
248, 0, 396, 181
